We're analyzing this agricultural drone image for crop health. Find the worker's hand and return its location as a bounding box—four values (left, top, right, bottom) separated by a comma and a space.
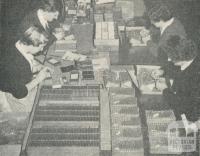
151, 69, 164, 79
37, 67, 53, 82
140, 28, 151, 44
25, 44, 45, 55
142, 35, 151, 44
32, 64, 44, 73
61, 23, 71, 31
53, 27, 65, 40
32, 61, 44, 73
54, 32, 65, 40
140, 29, 150, 38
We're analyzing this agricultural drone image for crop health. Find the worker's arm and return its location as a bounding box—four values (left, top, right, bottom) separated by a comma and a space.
26, 67, 52, 92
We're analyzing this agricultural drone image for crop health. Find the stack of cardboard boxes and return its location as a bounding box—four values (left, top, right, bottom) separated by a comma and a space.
55, 35, 77, 56
94, 22, 119, 64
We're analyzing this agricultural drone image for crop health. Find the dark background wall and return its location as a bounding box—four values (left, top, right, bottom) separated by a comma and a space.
0, 0, 31, 52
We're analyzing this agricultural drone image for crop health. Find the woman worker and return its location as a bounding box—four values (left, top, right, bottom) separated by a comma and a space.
154, 36, 200, 134
141, 4, 187, 62
0, 26, 52, 112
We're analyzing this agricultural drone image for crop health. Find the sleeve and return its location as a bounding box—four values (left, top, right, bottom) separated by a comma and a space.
146, 40, 168, 63
10, 84, 28, 99
146, 40, 160, 58
1, 79, 28, 99
161, 61, 181, 79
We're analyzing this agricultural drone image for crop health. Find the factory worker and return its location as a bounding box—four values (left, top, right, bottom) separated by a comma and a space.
140, 4, 187, 62
153, 36, 199, 134
0, 26, 52, 112
17, 0, 65, 42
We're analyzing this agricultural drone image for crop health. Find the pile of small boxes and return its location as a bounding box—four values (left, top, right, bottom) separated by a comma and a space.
64, 0, 92, 21
49, 59, 97, 88
93, 0, 124, 64
94, 0, 145, 23
94, 22, 119, 64
94, 8, 120, 22
104, 69, 132, 88
94, 0, 115, 17
77, 60, 95, 81
55, 35, 77, 55
62, 0, 94, 54
116, 0, 145, 21
145, 110, 177, 154
126, 27, 147, 47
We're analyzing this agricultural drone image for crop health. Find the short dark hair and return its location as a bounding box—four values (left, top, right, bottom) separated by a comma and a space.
148, 4, 172, 22
20, 26, 48, 46
39, 0, 58, 12
161, 35, 197, 62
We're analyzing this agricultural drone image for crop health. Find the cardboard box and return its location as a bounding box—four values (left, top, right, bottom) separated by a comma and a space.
116, 0, 134, 20
94, 22, 119, 52
104, 13, 113, 21
94, 13, 104, 22
97, 51, 119, 64
94, 39, 119, 51
68, 9, 77, 15
113, 7, 122, 21
95, 0, 115, 5
56, 40, 77, 51
71, 24, 94, 54
94, 3, 115, 13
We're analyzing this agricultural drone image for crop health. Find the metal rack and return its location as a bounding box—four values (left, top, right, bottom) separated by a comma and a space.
20, 85, 104, 156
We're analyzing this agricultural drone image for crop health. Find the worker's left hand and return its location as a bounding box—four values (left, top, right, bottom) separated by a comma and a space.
142, 35, 151, 44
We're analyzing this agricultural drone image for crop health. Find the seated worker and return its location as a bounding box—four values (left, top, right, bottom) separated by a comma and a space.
140, 4, 187, 62
154, 37, 199, 133
17, 0, 65, 43
0, 26, 52, 112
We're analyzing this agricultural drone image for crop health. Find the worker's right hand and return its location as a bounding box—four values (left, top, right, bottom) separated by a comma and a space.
53, 27, 65, 40
140, 28, 151, 44
151, 69, 164, 79
37, 67, 53, 82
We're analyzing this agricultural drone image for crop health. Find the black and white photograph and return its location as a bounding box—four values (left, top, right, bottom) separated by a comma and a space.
0, 0, 200, 155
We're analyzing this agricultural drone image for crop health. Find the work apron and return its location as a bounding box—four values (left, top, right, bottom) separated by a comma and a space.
5, 87, 37, 112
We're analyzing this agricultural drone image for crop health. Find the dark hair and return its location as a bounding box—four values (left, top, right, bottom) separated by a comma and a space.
20, 26, 48, 46
148, 4, 172, 22
39, 0, 58, 12
161, 35, 197, 62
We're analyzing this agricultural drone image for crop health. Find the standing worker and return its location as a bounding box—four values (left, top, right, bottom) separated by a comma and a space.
141, 4, 187, 62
